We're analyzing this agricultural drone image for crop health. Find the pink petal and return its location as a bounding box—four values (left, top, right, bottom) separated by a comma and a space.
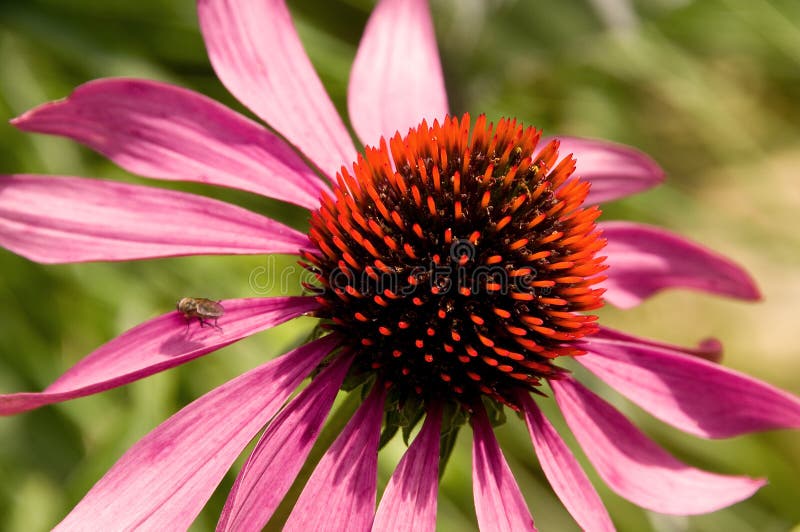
372, 405, 442, 532
11, 78, 328, 210
551, 376, 765, 515
578, 337, 800, 438
198, 0, 357, 179
348, 0, 448, 146
472, 406, 536, 532
0, 297, 317, 415
283, 383, 387, 532
218, 352, 353, 531
53, 335, 340, 531
0, 175, 308, 263
600, 221, 761, 308
517, 392, 614, 532
547, 136, 665, 205
595, 325, 723, 362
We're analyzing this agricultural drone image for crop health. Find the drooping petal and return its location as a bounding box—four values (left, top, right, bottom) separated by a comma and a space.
218, 352, 353, 532
10, 78, 328, 210
551, 376, 765, 514
0, 297, 317, 415
547, 137, 664, 205
472, 405, 536, 532
578, 337, 800, 438
600, 221, 761, 308
372, 405, 442, 532
198, 0, 357, 179
54, 335, 340, 531
0, 175, 309, 264
348, 0, 448, 146
283, 383, 387, 532
594, 325, 722, 362
517, 392, 614, 532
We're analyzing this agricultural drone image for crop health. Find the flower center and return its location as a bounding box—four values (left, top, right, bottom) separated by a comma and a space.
302, 114, 606, 410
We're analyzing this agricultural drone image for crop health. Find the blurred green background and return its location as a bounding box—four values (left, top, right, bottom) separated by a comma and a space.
1, 0, 799, 530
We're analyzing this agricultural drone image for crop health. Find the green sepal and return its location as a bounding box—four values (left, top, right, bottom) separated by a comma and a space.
438, 401, 468, 478
378, 422, 400, 450
481, 396, 507, 427
377, 392, 425, 449
401, 404, 426, 446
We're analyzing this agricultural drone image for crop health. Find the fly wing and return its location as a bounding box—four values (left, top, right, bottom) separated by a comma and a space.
198, 299, 225, 318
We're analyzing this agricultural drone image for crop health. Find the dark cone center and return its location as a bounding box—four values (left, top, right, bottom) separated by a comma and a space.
303, 114, 606, 409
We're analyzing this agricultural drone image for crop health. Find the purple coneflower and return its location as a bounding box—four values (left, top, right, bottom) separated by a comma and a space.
1, 0, 799, 530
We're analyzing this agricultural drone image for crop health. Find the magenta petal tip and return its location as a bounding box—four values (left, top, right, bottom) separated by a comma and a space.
600, 221, 762, 308
580, 336, 800, 438
552, 376, 769, 515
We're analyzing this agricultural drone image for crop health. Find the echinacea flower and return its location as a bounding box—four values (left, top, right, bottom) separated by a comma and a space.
1, 0, 799, 530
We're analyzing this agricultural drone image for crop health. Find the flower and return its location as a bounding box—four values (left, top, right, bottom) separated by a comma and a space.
1, 0, 799, 530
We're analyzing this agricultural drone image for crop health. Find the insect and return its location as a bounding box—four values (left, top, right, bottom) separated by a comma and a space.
176, 297, 224, 330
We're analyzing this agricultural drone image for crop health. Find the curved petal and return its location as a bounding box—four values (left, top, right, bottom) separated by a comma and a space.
518, 392, 614, 532
198, 0, 357, 179
11, 78, 328, 210
348, 0, 448, 146
578, 337, 800, 438
472, 405, 536, 532
0, 175, 309, 264
595, 325, 723, 362
52, 334, 339, 531
551, 376, 765, 515
284, 383, 387, 532
372, 405, 442, 532
0, 297, 318, 415
218, 352, 353, 532
547, 137, 665, 205
600, 221, 761, 308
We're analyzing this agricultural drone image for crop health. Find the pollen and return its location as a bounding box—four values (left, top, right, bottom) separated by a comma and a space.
302, 114, 606, 409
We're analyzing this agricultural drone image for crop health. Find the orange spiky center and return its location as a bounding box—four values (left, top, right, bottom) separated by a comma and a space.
302, 114, 607, 409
